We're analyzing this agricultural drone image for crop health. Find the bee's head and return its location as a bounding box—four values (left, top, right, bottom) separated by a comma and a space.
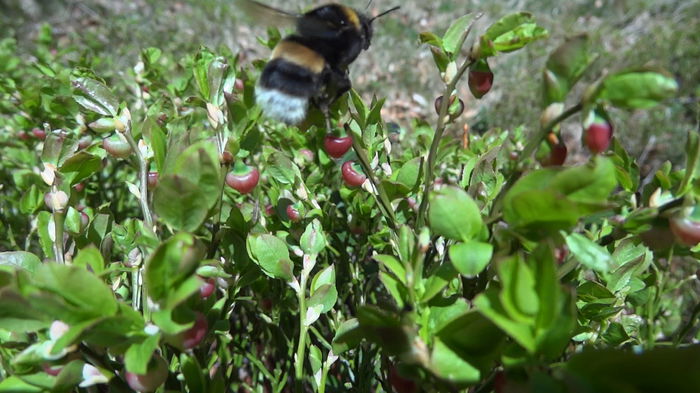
358, 14, 374, 50
361, 6, 400, 49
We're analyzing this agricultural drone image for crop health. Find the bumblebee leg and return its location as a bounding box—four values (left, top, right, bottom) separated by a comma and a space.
320, 102, 332, 133
329, 68, 352, 104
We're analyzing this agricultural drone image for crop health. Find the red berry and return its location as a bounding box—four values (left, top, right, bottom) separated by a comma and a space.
299, 148, 315, 161
225, 166, 260, 194
199, 277, 216, 299
388, 364, 417, 393
220, 151, 234, 165
468, 70, 494, 98
433, 95, 465, 118
32, 128, 47, 140
494, 371, 507, 393
18, 130, 30, 140
42, 363, 63, 376
147, 172, 159, 189
670, 216, 700, 246
234, 79, 245, 91
286, 205, 301, 222
264, 204, 275, 216
80, 212, 90, 230
73, 182, 85, 192
125, 355, 169, 392
341, 161, 366, 187
554, 245, 569, 264
323, 135, 353, 159
544, 142, 567, 166
584, 121, 613, 154
182, 313, 208, 349
260, 298, 273, 312
78, 135, 92, 150
102, 136, 133, 158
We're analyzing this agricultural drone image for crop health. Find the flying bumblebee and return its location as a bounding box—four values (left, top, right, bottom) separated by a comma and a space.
240, 0, 400, 125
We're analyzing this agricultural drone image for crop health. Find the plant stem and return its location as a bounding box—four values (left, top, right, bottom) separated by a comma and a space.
52, 207, 65, 264
488, 102, 583, 221
208, 161, 231, 258
351, 136, 397, 230
416, 58, 475, 228
520, 103, 583, 163
295, 271, 309, 392
123, 128, 154, 231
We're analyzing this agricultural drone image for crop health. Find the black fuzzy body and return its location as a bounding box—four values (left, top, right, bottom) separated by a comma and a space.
256, 3, 374, 123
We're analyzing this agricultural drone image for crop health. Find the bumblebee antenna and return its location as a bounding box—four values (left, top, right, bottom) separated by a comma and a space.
365, 0, 373, 9
370, 5, 400, 21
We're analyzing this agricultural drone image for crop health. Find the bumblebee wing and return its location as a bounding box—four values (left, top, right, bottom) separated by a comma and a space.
237, 0, 300, 28
296, 15, 350, 39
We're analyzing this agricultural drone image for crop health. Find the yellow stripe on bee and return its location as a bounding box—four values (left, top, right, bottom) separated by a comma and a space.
340, 6, 361, 30
271, 40, 326, 74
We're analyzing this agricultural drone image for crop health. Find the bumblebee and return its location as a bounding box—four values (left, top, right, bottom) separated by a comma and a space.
241, 1, 400, 125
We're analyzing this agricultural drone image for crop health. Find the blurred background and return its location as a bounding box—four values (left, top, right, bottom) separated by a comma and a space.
2, 0, 699, 170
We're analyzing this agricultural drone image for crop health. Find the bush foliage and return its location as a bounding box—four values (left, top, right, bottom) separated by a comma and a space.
1, 8, 699, 393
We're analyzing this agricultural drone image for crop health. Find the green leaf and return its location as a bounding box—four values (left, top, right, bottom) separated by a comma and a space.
247, 234, 294, 281
310, 265, 335, 293
0, 376, 44, 392
418, 31, 443, 47
19, 185, 43, 214
53, 359, 85, 392
356, 306, 412, 356
72, 245, 105, 275
154, 141, 220, 231
153, 175, 208, 232
577, 281, 615, 302
605, 240, 652, 293
503, 157, 617, 237
181, 353, 207, 393
543, 34, 594, 104
34, 263, 118, 320
378, 272, 407, 308
193, 49, 215, 100
474, 287, 535, 352
497, 255, 539, 321
300, 219, 326, 255
565, 233, 612, 273
374, 254, 406, 285
349, 89, 367, 127
59, 151, 101, 184
0, 290, 51, 331
64, 207, 81, 235
429, 338, 481, 384
145, 233, 203, 306
42, 132, 78, 166
479, 12, 548, 58
125, 334, 161, 374
208, 57, 230, 106
428, 186, 484, 242
442, 13, 477, 55
332, 318, 363, 354
267, 151, 300, 185
601, 322, 631, 346
36, 211, 54, 260
307, 284, 337, 319
600, 69, 678, 109
71, 76, 119, 116
448, 241, 492, 277
0, 251, 41, 273
421, 262, 459, 303
395, 157, 422, 192
564, 345, 700, 393
436, 310, 503, 358
141, 117, 167, 172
